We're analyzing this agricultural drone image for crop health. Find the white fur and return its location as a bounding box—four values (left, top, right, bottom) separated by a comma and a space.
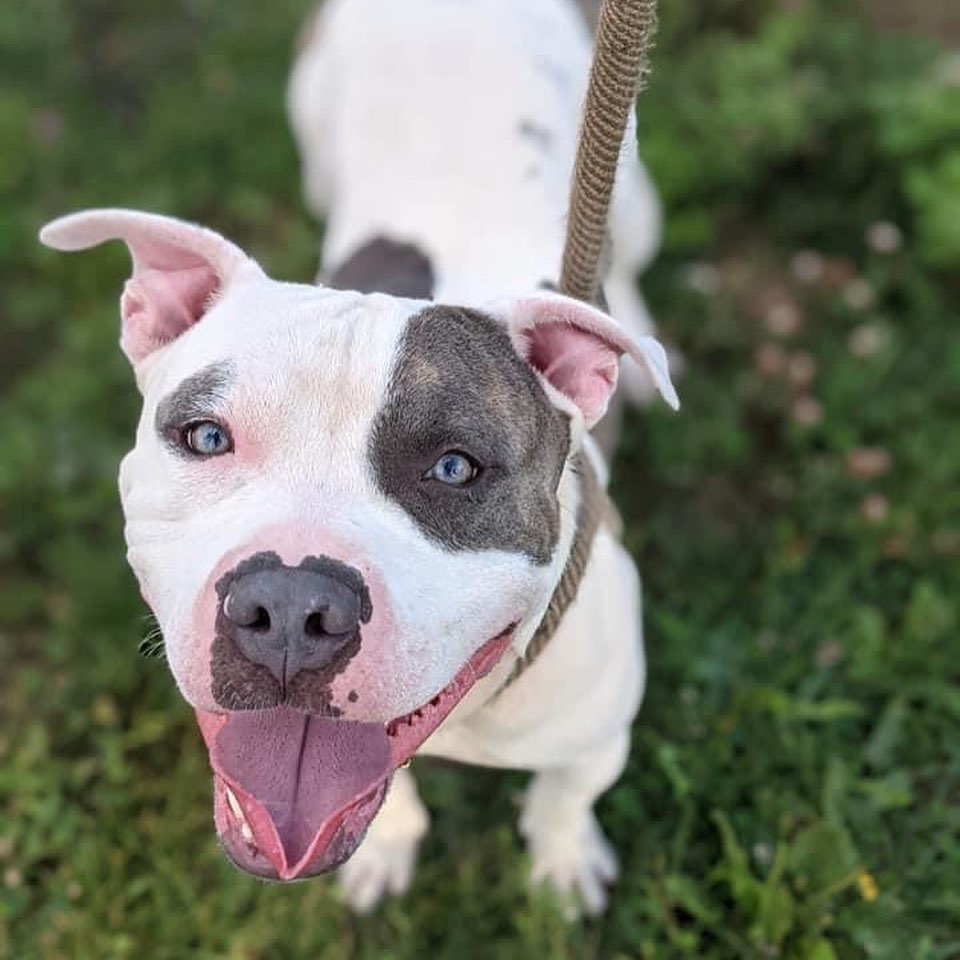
288, 0, 659, 912
37, 0, 672, 919
284, 0, 662, 916
118, 277, 562, 721
41, 203, 666, 915
287, 0, 660, 333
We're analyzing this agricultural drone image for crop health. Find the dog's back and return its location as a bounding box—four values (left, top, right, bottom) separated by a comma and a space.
288, 0, 653, 302
289, 0, 664, 425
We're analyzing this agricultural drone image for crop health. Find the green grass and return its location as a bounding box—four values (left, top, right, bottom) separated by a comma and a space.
1, 1, 958, 957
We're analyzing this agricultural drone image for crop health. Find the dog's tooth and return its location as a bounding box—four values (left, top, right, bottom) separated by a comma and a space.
225, 786, 244, 821
226, 786, 257, 846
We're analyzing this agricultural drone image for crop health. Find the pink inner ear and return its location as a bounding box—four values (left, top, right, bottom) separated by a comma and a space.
120, 263, 219, 363
40, 208, 259, 366
526, 322, 620, 425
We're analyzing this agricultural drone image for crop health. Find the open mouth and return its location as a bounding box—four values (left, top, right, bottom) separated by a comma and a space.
194, 628, 513, 880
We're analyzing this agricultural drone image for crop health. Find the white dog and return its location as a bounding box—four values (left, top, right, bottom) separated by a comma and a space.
39, 0, 676, 920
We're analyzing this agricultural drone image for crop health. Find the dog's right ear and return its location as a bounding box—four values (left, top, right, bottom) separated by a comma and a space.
490, 291, 679, 428
40, 208, 264, 366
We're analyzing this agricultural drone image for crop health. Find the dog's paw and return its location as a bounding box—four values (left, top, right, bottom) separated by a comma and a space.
527, 813, 619, 918
338, 829, 420, 914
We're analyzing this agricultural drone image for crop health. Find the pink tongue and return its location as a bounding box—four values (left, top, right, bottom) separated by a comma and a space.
211, 707, 390, 867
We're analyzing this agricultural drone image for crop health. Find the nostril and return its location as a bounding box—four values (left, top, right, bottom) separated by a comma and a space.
220, 558, 366, 667
223, 589, 273, 632
216, 556, 370, 691
303, 604, 356, 638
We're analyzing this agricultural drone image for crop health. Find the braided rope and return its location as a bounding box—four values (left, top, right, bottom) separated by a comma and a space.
488, 1, 656, 699
559, 0, 658, 303
498, 455, 612, 691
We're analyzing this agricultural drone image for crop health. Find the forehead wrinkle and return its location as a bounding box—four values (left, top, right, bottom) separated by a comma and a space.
247, 299, 402, 471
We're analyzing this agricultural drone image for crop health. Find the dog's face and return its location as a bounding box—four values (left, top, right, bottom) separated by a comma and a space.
41, 209, 677, 881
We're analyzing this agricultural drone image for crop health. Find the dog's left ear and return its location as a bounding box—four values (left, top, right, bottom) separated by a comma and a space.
40, 208, 264, 366
493, 292, 679, 427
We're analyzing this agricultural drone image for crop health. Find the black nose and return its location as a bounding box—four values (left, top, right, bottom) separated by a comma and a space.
219, 559, 370, 686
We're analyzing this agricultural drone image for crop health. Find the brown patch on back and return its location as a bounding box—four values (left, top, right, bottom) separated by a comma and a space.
328, 237, 435, 300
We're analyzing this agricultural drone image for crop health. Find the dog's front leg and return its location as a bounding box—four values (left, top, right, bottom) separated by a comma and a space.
339, 766, 429, 913
519, 732, 630, 918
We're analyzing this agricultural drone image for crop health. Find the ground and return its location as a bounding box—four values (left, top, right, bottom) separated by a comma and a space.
0, 1, 958, 958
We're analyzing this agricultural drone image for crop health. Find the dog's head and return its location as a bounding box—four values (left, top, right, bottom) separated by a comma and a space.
40, 209, 678, 880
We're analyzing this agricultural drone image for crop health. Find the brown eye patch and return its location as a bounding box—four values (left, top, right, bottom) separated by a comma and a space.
155, 362, 235, 457
369, 306, 570, 564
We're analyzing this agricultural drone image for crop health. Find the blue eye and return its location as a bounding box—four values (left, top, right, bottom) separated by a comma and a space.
183, 420, 233, 457
426, 451, 479, 486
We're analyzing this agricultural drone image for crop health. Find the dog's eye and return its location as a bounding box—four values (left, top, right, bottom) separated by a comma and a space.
425, 451, 479, 486
182, 420, 233, 457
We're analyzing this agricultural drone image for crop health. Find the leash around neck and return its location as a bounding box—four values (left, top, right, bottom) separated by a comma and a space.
492, 0, 657, 695
494, 453, 617, 693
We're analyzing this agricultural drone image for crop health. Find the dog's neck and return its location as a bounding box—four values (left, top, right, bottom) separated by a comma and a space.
489, 451, 612, 700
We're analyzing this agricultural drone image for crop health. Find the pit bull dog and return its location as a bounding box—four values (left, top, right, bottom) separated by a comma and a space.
39, 0, 677, 919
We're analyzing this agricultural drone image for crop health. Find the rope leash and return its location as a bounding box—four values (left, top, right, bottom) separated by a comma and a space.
560, 0, 658, 303
495, 0, 658, 693
496, 454, 617, 691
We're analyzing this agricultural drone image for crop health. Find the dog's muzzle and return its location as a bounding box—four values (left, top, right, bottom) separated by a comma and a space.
220, 556, 370, 686
192, 547, 517, 882
211, 552, 372, 714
